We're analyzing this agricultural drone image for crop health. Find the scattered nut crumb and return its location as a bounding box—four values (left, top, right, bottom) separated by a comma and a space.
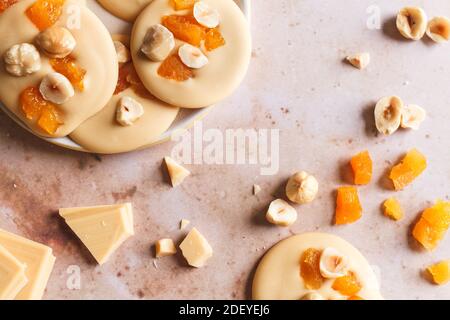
253, 184, 261, 195
346, 52, 370, 70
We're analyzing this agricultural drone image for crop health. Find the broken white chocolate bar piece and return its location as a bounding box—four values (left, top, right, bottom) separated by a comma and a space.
0, 243, 28, 300
164, 156, 190, 187
59, 203, 134, 265
0, 229, 55, 300
179, 228, 213, 268
155, 239, 177, 258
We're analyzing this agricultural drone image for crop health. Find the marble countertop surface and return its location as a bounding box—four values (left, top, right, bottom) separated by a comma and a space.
0, 0, 449, 300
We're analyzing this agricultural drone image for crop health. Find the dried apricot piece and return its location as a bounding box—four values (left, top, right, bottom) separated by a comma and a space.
332, 271, 362, 296
172, 0, 197, 11
383, 198, 404, 221
0, 0, 17, 13
426, 260, 450, 285
20, 86, 61, 134
114, 62, 142, 95
350, 151, 372, 185
412, 201, 450, 250
335, 187, 362, 225
37, 105, 60, 134
162, 14, 206, 47
50, 57, 86, 91
389, 149, 427, 191
205, 28, 225, 51
158, 53, 193, 81
300, 248, 324, 290
20, 86, 47, 120
348, 295, 364, 300
26, 0, 65, 31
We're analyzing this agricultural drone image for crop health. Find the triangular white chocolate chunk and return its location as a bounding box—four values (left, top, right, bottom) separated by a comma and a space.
59, 203, 134, 265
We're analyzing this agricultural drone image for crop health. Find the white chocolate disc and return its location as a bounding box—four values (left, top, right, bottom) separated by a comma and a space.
131, 0, 251, 108
0, 0, 118, 138
70, 35, 179, 154
97, 0, 153, 22
252, 233, 383, 300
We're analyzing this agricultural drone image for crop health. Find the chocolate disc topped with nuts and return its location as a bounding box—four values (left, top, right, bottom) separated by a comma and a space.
0, 0, 118, 137
252, 233, 384, 300
70, 35, 180, 154
131, 0, 252, 108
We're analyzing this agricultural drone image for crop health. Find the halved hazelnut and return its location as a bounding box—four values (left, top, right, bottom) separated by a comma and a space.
401, 104, 426, 130
426, 17, 450, 43
193, 1, 220, 28
374, 96, 403, 135
266, 199, 298, 227
116, 96, 144, 126
319, 247, 348, 279
178, 44, 208, 69
35, 26, 76, 58
114, 40, 131, 64
396, 7, 427, 40
39, 72, 74, 104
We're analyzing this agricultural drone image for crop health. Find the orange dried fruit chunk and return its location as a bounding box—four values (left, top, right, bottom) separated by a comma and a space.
383, 197, 404, 221
335, 186, 362, 225
348, 295, 364, 300
350, 150, 372, 185
0, 0, 17, 13
172, 0, 197, 11
426, 260, 450, 285
158, 53, 193, 81
115, 63, 142, 95
300, 248, 324, 290
389, 149, 427, 191
37, 106, 60, 134
26, 0, 65, 31
20, 86, 47, 120
205, 28, 225, 51
162, 14, 206, 47
50, 57, 86, 91
20, 86, 61, 135
412, 200, 450, 250
332, 271, 362, 296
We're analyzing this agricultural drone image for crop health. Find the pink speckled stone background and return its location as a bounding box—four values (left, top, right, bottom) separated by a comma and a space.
0, 0, 449, 300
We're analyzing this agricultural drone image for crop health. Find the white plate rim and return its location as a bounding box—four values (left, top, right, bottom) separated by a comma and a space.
0, 0, 251, 153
